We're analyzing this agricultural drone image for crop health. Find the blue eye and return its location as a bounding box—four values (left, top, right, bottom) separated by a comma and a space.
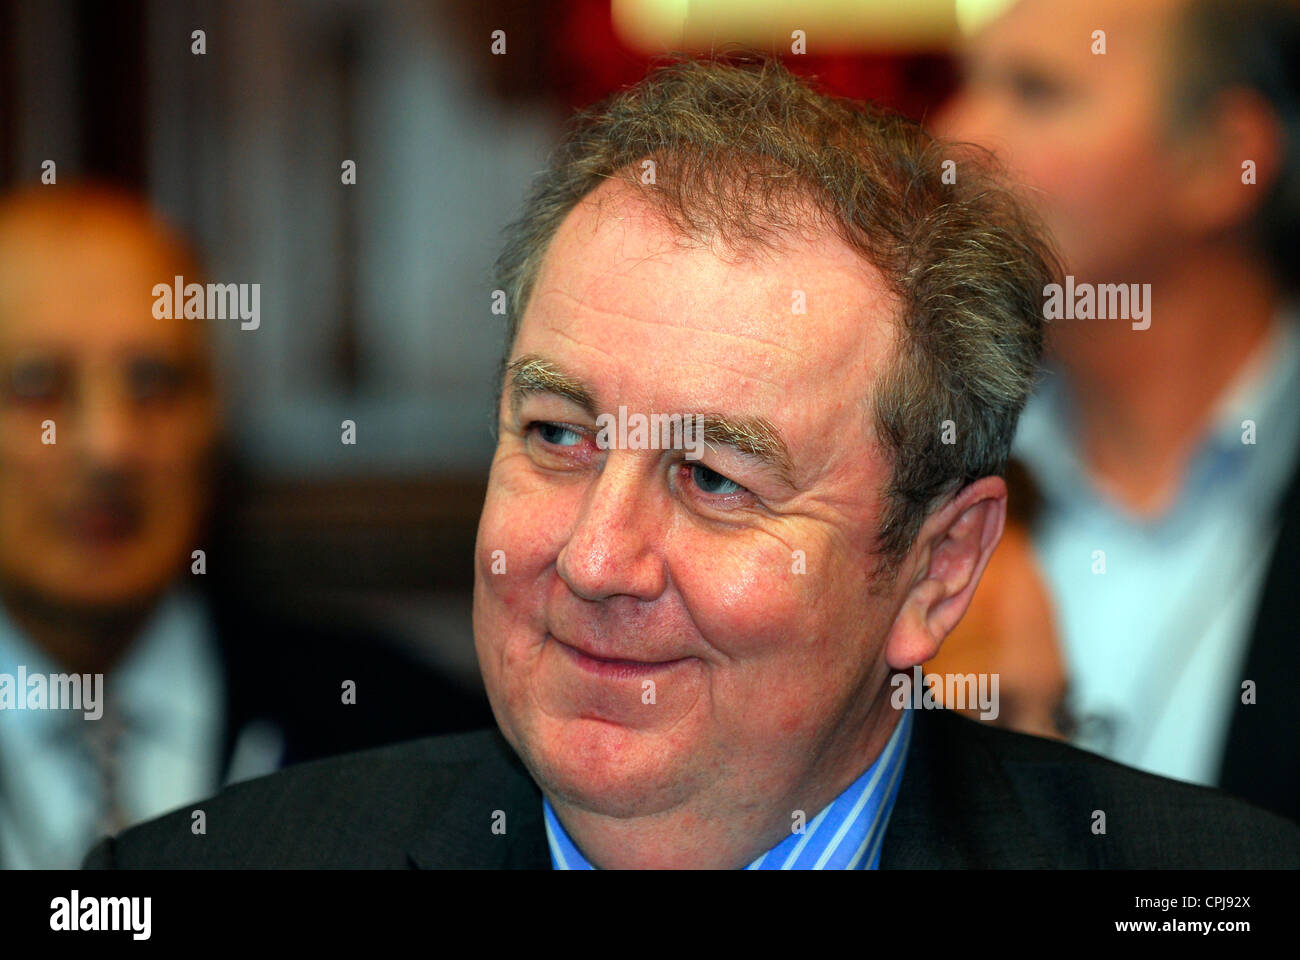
689, 463, 743, 495
535, 422, 582, 447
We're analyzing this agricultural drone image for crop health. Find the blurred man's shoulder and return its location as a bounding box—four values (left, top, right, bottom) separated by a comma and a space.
83, 727, 523, 869
208, 593, 497, 763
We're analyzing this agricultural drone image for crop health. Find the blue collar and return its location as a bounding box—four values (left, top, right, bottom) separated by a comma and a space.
543, 707, 913, 869
1014, 315, 1300, 524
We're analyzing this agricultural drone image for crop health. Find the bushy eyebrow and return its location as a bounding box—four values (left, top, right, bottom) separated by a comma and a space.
506, 353, 797, 489
695, 412, 795, 488
507, 354, 596, 417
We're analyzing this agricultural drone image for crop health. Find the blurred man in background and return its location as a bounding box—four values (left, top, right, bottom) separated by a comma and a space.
0, 184, 491, 867
939, 0, 1300, 821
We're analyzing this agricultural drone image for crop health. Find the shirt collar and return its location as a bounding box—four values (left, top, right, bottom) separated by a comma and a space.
1014, 312, 1300, 518
0, 588, 220, 741
109, 589, 222, 737
1203, 313, 1300, 455
543, 707, 913, 869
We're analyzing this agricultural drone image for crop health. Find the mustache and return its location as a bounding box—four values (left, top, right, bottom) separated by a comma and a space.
65, 470, 144, 501
53, 471, 147, 524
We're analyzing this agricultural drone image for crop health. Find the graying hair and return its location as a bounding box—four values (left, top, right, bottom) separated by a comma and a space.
493, 53, 1060, 574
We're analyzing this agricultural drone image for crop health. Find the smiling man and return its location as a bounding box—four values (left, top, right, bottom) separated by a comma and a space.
86, 54, 1300, 869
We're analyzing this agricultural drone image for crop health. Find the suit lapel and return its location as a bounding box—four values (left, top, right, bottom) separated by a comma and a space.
881, 709, 1057, 868
1217, 450, 1300, 820
407, 710, 1062, 869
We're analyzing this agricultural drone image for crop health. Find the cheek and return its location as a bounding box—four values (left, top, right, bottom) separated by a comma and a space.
0, 476, 45, 580
669, 531, 795, 650
474, 453, 576, 603
144, 457, 205, 513
0, 445, 64, 569
130, 455, 209, 554
668, 528, 871, 732
473, 452, 579, 682
670, 524, 864, 651
1014, 123, 1171, 264
138, 489, 198, 567
1018, 143, 1115, 227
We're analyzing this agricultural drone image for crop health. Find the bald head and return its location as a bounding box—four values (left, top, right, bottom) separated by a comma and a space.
0, 183, 201, 320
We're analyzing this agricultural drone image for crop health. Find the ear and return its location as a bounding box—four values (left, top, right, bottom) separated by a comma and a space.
883, 476, 1007, 671
1171, 87, 1283, 236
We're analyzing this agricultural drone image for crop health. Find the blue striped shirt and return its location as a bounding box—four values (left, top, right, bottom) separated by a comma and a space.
544, 707, 913, 869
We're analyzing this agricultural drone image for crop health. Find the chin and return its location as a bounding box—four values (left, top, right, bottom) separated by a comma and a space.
517, 715, 697, 818
27, 561, 175, 615
69, 586, 165, 610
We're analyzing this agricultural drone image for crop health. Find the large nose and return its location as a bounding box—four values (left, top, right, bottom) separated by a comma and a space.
556, 453, 669, 603
932, 87, 1010, 155
74, 372, 137, 468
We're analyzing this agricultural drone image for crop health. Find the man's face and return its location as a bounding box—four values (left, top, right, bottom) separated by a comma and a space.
938, 0, 1187, 283
0, 207, 218, 610
474, 181, 906, 834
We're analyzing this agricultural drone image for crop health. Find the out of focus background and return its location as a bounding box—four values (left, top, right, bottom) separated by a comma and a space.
2, 0, 1297, 868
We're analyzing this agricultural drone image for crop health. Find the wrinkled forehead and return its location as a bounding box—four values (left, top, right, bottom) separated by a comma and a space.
516, 179, 900, 477
530, 178, 897, 363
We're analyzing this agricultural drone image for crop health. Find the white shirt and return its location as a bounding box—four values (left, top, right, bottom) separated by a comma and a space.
1013, 315, 1300, 785
0, 589, 231, 868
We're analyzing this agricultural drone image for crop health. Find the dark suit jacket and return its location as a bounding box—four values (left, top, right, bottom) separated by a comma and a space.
1219, 444, 1300, 823
208, 595, 494, 779
83, 707, 1300, 869
0, 594, 492, 870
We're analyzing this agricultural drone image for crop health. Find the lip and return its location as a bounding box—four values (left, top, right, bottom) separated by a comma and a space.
548, 633, 696, 680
